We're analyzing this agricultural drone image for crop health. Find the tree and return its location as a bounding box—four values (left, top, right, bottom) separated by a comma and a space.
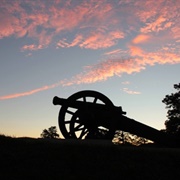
112, 130, 151, 146
40, 126, 60, 139
162, 83, 180, 135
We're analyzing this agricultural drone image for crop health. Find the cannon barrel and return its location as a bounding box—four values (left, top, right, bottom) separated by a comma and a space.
53, 96, 126, 114
53, 96, 66, 106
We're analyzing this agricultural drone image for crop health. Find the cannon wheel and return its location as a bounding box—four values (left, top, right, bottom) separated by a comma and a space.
58, 90, 114, 139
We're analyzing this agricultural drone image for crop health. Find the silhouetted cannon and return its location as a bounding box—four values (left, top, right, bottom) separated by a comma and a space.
53, 90, 178, 146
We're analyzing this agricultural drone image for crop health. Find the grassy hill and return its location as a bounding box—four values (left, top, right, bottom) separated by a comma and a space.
1, 135, 180, 180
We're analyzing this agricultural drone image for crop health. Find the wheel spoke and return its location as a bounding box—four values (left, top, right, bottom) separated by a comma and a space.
74, 124, 84, 131
79, 128, 88, 139
93, 97, 98, 103
66, 110, 74, 115
65, 120, 71, 124
83, 96, 86, 102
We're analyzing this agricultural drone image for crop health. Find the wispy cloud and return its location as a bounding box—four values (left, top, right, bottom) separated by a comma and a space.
132, 34, 151, 44
57, 31, 124, 49
21, 44, 44, 51
61, 58, 145, 86
136, 1, 178, 34
0, 0, 121, 50
103, 49, 127, 57
61, 45, 180, 86
123, 88, 141, 95
1, 0, 178, 51
140, 16, 167, 33
0, 83, 60, 100
122, 81, 130, 85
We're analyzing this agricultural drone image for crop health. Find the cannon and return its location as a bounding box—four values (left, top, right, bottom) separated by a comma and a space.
53, 90, 178, 146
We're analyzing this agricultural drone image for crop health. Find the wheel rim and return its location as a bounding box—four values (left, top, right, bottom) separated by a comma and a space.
58, 90, 114, 139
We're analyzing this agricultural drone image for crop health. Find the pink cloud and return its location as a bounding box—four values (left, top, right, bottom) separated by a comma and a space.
79, 31, 124, 49
103, 49, 128, 59
68, 35, 83, 47
57, 35, 83, 48
171, 27, 180, 40
0, 0, 179, 51
21, 44, 44, 51
103, 49, 124, 56
128, 45, 144, 57
61, 45, 180, 86
57, 31, 124, 49
0, 12, 27, 39
0, 83, 60, 100
132, 34, 151, 44
0, 0, 118, 49
61, 58, 145, 86
140, 16, 168, 33
138, 1, 179, 34
134, 0, 179, 37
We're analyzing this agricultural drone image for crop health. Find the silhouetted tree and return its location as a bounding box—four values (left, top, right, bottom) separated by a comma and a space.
112, 130, 151, 146
40, 126, 60, 139
162, 83, 180, 136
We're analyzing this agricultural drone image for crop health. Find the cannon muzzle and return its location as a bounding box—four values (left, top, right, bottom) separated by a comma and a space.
53, 96, 64, 105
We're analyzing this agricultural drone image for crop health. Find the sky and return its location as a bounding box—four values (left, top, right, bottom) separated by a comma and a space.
0, 0, 180, 138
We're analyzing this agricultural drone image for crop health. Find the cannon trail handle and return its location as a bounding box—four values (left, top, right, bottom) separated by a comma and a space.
117, 116, 179, 147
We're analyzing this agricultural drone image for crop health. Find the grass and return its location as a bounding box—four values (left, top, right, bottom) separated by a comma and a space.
1, 135, 180, 179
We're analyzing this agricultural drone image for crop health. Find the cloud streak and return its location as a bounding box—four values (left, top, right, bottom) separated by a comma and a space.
61, 58, 144, 85
61, 45, 180, 86
123, 88, 141, 95
57, 31, 124, 49
0, 83, 60, 100
1, 46, 180, 100
21, 44, 44, 51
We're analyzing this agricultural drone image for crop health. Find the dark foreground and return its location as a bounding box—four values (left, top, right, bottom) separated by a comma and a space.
1, 136, 180, 180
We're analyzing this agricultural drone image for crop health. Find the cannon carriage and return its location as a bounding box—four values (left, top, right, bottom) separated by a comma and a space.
53, 90, 178, 146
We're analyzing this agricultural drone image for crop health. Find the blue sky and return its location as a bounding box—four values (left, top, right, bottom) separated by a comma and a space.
0, 0, 180, 138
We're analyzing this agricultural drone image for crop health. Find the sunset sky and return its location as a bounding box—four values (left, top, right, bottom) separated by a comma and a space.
0, 0, 180, 138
